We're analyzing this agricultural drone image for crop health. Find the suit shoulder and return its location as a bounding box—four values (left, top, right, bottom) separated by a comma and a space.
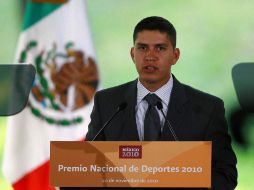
96, 80, 136, 97
183, 84, 223, 104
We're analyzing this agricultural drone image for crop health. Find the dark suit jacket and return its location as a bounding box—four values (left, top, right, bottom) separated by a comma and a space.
85, 76, 237, 190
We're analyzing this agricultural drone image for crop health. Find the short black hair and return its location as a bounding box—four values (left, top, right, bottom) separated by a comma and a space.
133, 16, 177, 48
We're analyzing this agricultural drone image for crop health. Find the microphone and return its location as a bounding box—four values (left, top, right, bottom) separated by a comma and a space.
91, 102, 127, 141
156, 101, 179, 141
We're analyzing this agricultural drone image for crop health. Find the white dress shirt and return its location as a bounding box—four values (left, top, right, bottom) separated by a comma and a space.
135, 75, 173, 140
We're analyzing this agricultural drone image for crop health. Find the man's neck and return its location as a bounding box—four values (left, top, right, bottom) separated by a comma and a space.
140, 77, 171, 92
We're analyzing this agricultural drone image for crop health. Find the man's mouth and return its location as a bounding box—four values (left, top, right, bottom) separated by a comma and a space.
143, 65, 158, 72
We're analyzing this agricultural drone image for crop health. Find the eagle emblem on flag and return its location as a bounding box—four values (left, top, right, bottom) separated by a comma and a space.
19, 40, 99, 126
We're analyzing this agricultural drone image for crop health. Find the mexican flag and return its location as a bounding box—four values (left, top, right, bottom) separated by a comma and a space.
2, 0, 100, 189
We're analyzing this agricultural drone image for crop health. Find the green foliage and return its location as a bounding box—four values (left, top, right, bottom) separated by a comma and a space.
0, 118, 12, 190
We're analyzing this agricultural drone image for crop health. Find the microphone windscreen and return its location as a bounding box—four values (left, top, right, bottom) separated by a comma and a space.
156, 101, 163, 110
118, 102, 127, 111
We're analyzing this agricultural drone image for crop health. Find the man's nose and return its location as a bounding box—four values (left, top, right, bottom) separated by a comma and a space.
145, 49, 158, 61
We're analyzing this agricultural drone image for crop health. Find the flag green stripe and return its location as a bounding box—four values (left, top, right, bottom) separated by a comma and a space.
22, 2, 62, 31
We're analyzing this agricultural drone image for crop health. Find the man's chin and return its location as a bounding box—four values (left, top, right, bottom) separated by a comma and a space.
139, 77, 158, 84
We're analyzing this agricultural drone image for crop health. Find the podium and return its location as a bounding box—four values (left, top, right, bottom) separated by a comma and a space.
50, 141, 211, 188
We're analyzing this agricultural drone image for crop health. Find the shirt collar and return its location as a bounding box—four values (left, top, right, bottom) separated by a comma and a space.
137, 74, 173, 106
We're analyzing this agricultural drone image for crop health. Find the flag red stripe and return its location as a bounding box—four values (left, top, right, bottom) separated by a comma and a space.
13, 160, 55, 190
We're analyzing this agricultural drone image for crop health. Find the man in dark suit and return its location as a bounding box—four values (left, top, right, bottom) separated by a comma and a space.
86, 16, 237, 190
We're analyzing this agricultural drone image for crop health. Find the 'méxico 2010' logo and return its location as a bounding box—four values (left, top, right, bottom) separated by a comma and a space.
119, 145, 142, 159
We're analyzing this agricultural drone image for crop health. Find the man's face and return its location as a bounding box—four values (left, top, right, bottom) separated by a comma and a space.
130, 30, 180, 91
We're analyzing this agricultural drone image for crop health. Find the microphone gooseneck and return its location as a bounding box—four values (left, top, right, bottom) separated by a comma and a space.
91, 102, 127, 141
156, 101, 179, 141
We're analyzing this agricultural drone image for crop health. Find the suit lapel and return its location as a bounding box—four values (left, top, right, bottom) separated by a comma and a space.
120, 80, 140, 140
161, 76, 189, 141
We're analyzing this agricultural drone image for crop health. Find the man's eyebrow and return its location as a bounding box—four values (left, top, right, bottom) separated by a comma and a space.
136, 43, 148, 46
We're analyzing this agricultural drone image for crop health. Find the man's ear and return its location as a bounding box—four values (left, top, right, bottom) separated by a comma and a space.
130, 47, 135, 62
172, 48, 180, 65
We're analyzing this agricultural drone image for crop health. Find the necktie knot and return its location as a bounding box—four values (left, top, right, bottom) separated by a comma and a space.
144, 93, 160, 107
